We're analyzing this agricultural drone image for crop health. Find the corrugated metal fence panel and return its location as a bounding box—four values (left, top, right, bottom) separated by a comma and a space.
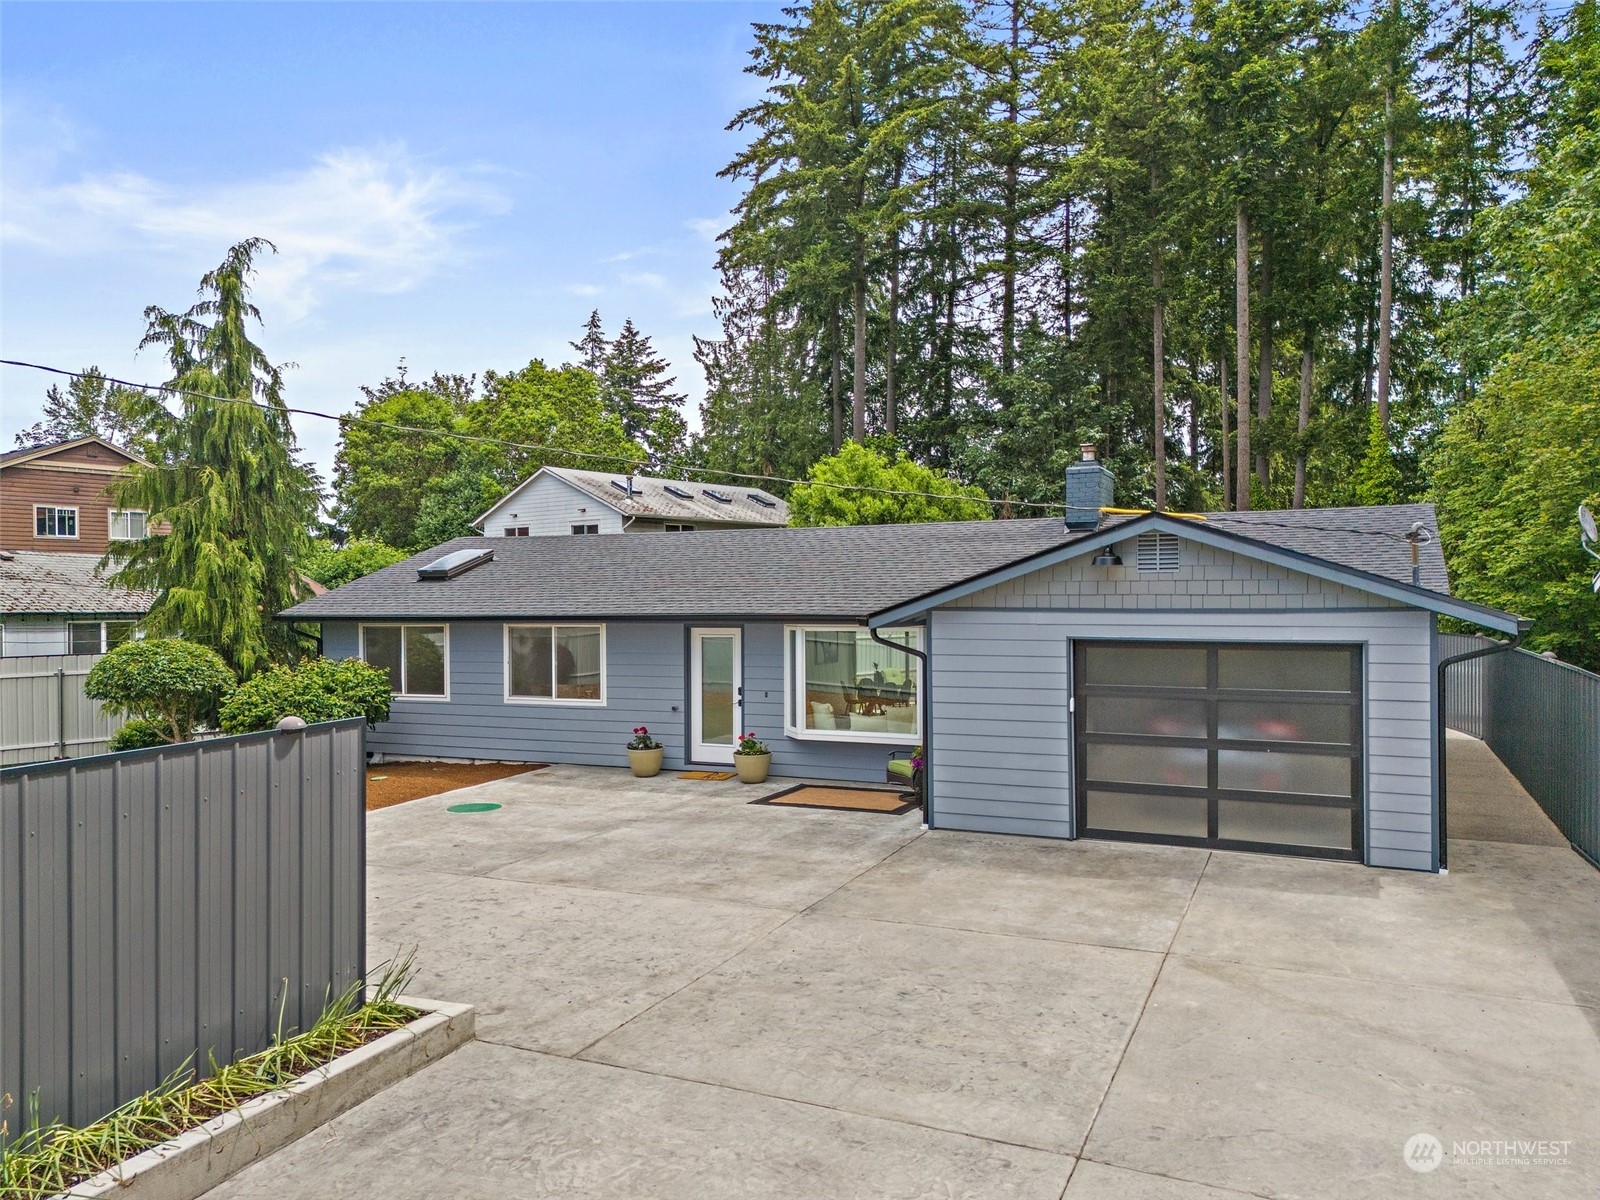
0, 718, 365, 1129
0, 654, 127, 765
1442, 635, 1600, 866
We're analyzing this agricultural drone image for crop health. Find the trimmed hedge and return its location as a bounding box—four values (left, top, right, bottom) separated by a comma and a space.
218, 657, 392, 734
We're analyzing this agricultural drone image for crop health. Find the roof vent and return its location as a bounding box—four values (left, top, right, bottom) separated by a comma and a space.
665, 484, 694, 500
702, 488, 732, 504
747, 493, 776, 508
417, 548, 494, 580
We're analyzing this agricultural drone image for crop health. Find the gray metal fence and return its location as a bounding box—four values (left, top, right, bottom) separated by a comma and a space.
0, 654, 128, 766
1, 718, 366, 1130
1442, 633, 1600, 867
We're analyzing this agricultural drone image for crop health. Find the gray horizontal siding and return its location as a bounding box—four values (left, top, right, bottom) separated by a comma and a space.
325, 620, 905, 784
481, 473, 625, 536
928, 604, 1437, 871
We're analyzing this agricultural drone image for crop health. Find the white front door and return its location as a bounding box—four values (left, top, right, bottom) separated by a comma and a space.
690, 628, 742, 764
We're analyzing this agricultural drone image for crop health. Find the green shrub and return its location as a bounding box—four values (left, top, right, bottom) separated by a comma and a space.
217, 656, 393, 734
108, 718, 171, 752
84, 639, 237, 744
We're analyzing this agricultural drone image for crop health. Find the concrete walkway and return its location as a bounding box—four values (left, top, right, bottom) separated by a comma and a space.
212, 740, 1600, 1199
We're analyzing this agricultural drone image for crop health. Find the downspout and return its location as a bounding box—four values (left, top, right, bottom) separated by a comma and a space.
1436, 627, 1526, 872
870, 624, 930, 827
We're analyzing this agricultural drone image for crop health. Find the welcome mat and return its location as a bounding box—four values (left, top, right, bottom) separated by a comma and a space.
751, 785, 918, 815
679, 770, 737, 781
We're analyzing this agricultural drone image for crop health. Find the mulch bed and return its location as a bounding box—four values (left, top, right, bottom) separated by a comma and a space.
751, 784, 918, 815
366, 761, 546, 811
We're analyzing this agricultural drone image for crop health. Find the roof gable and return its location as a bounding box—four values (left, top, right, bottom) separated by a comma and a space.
0, 436, 146, 471
867, 511, 1525, 634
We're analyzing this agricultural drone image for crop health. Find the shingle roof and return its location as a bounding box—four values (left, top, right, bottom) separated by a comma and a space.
480, 466, 788, 528
0, 552, 157, 616
281, 503, 1455, 623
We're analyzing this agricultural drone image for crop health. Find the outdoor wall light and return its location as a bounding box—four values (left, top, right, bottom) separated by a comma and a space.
1092, 546, 1122, 566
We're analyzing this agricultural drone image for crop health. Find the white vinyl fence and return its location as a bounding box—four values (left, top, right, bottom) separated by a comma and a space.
0, 654, 126, 765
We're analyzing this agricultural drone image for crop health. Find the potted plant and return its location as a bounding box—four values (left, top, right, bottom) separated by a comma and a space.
627, 726, 664, 777
734, 731, 772, 783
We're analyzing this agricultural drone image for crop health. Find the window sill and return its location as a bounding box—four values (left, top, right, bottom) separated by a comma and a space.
785, 728, 919, 746
504, 695, 607, 707
390, 693, 451, 702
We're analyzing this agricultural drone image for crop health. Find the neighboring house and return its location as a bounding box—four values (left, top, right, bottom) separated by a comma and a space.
0, 437, 156, 655
0, 436, 150, 553
0, 550, 155, 655
474, 466, 788, 536
284, 449, 1524, 873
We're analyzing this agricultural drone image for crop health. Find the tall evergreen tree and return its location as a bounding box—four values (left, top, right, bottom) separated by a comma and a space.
109, 239, 321, 677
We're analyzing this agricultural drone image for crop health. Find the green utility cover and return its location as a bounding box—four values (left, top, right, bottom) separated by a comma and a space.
447, 802, 502, 814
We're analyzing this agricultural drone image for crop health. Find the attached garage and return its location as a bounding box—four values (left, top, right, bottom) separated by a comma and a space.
1074, 641, 1363, 860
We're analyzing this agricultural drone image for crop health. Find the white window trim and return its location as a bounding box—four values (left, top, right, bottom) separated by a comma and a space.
359, 622, 451, 701
502, 622, 608, 706
35, 505, 80, 539
108, 508, 149, 540
784, 624, 921, 745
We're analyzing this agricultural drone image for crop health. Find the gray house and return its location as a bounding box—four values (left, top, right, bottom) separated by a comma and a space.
474, 466, 788, 536
284, 454, 1523, 873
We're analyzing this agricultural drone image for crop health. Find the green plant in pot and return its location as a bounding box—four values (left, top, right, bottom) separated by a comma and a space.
734, 730, 771, 784
627, 725, 664, 777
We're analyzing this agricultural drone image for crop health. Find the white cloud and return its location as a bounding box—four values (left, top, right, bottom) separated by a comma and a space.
2, 145, 509, 321
565, 283, 603, 297
685, 216, 724, 242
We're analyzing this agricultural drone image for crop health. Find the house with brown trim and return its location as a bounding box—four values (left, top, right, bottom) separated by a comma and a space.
0, 437, 156, 656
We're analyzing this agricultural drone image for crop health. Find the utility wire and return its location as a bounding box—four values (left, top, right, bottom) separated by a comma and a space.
0, 359, 1068, 513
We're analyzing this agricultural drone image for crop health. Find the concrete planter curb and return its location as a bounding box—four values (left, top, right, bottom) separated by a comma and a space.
59, 995, 474, 1200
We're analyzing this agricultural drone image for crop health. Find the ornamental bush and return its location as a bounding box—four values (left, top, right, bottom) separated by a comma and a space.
108, 717, 172, 752
218, 656, 392, 734
84, 638, 237, 744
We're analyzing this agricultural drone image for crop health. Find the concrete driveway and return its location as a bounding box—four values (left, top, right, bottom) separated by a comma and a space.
213, 737, 1600, 1199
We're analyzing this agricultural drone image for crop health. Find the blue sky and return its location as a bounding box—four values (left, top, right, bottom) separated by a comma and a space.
0, 0, 783, 479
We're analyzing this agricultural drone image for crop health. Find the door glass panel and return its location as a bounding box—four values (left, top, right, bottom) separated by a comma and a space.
1218, 647, 1353, 693
1084, 644, 1205, 688
1218, 749, 1351, 797
1218, 701, 1352, 746
1218, 800, 1353, 849
699, 636, 734, 746
1087, 791, 1209, 837
1085, 695, 1206, 739
1087, 743, 1207, 789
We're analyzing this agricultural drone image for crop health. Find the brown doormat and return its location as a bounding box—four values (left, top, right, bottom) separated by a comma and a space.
680, 770, 737, 780
752, 784, 918, 815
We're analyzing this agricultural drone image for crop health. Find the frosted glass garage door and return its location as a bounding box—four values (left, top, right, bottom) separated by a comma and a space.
1074, 642, 1362, 860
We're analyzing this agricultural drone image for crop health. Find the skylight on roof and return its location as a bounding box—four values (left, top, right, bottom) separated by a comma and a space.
747, 493, 776, 508
702, 488, 732, 503
417, 548, 494, 580
609, 479, 631, 494
665, 485, 694, 500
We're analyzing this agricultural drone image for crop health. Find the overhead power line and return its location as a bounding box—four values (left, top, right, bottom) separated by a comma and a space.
0, 359, 1067, 513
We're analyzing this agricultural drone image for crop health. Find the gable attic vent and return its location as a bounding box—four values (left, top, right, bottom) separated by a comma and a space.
1136, 531, 1181, 572
417, 548, 494, 580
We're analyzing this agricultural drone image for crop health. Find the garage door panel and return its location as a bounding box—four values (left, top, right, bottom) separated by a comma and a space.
1076, 641, 1363, 860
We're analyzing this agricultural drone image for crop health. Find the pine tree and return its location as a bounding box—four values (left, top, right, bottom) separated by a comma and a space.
604, 319, 689, 468
108, 239, 322, 677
